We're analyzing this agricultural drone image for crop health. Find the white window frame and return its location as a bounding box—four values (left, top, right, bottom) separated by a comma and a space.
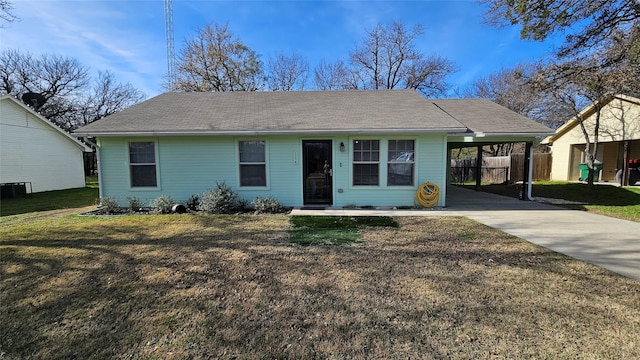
352, 139, 380, 186
238, 140, 268, 188
387, 139, 415, 186
128, 141, 159, 189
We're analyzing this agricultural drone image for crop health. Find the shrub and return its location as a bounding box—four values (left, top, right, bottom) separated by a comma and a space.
235, 198, 251, 212
149, 195, 176, 214
127, 197, 144, 212
198, 182, 238, 214
99, 197, 120, 214
253, 196, 285, 214
186, 194, 199, 211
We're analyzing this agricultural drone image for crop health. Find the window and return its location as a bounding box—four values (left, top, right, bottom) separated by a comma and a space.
129, 141, 157, 187
387, 140, 415, 186
353, 140, 379, 185
239, 140, 266, 186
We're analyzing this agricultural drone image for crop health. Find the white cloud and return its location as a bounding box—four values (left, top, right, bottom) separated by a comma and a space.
1, 0, 559, 98
2, 1, 167, 97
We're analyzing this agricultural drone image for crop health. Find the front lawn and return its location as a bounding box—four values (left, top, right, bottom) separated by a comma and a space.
466, 182, 640, 222
1, 211, 638, 359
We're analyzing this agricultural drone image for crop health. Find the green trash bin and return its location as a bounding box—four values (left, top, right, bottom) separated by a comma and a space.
579, 163, 603, 181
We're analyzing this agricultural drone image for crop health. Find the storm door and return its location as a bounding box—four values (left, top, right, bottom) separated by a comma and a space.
303, 140, 333, 205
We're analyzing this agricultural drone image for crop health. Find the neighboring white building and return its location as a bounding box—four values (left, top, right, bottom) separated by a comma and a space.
1, 95, 90, 194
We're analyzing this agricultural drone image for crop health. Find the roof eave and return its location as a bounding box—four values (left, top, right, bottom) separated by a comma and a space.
448, 131, 555, 138
74, 127, 469, 137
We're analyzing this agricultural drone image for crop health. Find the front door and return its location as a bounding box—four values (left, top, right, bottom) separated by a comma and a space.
303, 140, 333, 205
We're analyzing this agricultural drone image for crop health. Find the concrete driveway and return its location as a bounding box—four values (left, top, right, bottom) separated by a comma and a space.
445, 186, 640, 281
292, 186, 640, 281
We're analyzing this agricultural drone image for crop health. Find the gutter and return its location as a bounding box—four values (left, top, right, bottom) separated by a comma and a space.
448, 131, 556, 138
73, 127, 470, 137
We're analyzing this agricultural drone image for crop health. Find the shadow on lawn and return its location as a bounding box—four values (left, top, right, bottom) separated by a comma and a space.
1, 228, 290, 358
2, 216, 639, 358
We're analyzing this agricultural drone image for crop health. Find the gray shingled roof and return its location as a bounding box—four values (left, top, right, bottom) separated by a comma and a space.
74, 90, 551, 136
432, 98, 553, 135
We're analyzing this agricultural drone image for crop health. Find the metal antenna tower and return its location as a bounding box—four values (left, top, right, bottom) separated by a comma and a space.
164, 0, 176, 90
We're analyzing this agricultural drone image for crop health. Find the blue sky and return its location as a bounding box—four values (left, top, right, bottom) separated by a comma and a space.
1, 0, 562, 98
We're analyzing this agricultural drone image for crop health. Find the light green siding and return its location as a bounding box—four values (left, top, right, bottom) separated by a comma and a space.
265, 137, 303, 204
98, 133, 448, 207
332, 133, 447, 207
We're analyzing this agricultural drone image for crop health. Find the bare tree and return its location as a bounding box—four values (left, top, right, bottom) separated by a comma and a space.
480, 0, 640, 58
467, 65, 535, 113
173, 23, 263, 92
265, 51, 309, 91
482, 1, 639, 186
403, 54, 457, 97
348, 21, 456, 96
534, 59, 613, 186
1, 49, 145, 131
0, 49, 21, 94
1, 50, 90, 128
599, 24, 640, 97
535, 23, 639, 172
313, 59, 350, 90
1, 50, 89, 100
76, 71, 146, 127
594, 26, 640, 185
467, 63, 575, 129
466, 64, 537, 156
0, 0, 17, 26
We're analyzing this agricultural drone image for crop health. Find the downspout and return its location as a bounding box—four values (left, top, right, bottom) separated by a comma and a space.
96, 145, 103, 200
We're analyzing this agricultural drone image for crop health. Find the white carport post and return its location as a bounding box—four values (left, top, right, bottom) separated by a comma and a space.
520, 141, 534, 201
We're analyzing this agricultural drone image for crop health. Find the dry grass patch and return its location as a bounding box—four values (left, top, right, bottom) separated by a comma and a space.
1, 212, 639, 359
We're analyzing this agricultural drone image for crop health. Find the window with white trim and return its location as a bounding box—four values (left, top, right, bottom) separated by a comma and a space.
387, 140, 415, 186
353, 139, 379, 186
129, 141, 157, 187
239, 140, 266, 186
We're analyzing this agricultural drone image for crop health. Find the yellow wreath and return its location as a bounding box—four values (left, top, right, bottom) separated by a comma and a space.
415, 182, 440, 208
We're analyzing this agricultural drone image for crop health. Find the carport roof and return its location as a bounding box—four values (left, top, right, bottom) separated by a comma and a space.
433, 98, 553, 136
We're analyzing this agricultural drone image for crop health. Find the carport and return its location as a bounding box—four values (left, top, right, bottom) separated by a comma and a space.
447, 140, 535, 201
431, 99, 554, 205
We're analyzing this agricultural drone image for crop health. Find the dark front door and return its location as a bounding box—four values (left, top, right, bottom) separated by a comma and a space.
303, 140, 333, 205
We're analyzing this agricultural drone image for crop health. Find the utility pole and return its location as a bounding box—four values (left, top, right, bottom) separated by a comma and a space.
164, 0, 176, 90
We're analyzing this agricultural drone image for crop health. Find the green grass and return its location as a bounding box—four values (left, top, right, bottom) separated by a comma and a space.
0, 177, 99, 217
288, 216, 399, 245
1, 211, 639, 359
290, 215, 399, 229
288, 228, 362, 245
467, 181, 640, 222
